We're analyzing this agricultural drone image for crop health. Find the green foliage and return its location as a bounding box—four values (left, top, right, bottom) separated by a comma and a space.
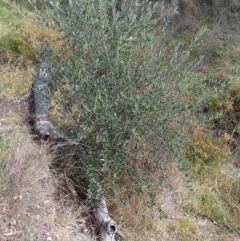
0, 2, 20, 22
31, 0, 209, 196
0, 33, 34, 59
0, 134, 9, 150
0, 134, 4, 149
0, 2, 34, 59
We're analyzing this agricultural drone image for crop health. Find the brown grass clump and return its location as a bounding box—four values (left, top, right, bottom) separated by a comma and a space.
186, 126, 231, 173
105, 143, 186, 240
107, 187, 165, 240
19, 20, 63, 52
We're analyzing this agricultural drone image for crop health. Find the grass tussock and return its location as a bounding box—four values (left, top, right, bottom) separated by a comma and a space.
0, 1, 34, 100
205, 35, 240, 82
108, 187, 164, 240
186, 126, 231, 172
0, 0, 62, 61
0, 63, 34, 99
183, 164, 240, 232
0, 1, 21, 22
183, 126, 240, 235
0, 1, 62, 101
0, 33, 35, 59
106, 150, 184, 240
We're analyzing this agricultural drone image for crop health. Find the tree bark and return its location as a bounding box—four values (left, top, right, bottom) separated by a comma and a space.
33, 63, 61, 140
94, 189, 126, 241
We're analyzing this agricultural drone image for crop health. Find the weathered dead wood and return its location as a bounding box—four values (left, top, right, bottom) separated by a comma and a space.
13, 92, 32, 104
31, 63, 126, 241
95, 200, 126, 240
94, 189, 126, 241
95, 197, 118, 240
33, 63, 61, 140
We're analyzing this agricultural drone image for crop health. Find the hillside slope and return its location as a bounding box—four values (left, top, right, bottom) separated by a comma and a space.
0, 1, 240, 240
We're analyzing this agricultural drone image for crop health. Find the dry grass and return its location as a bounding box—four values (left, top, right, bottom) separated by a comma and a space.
182, 126, 240, 238
107, 152, 240, 240
0, 2, 34, 100
0, 100, 93, 241
177, 16, 240, 237
53, 206, 91, 241
108, 188, 165, 240
0, 0, 63, 100
183, 162, 240, 232
0, 62, 34, 99
0, 100, 55, 240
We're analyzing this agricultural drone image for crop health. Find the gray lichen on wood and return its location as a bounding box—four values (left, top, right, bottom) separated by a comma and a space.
33, 63, 60, 139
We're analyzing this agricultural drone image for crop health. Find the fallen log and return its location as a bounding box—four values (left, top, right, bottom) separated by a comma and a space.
31, 63, 126, 241
33, 63, 61, 140
95, 196, 126, 240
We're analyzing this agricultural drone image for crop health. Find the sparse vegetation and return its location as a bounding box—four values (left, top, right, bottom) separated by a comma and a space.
0, 0, 240, 240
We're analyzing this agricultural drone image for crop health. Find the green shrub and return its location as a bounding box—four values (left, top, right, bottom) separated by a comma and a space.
30, 0, 209, 197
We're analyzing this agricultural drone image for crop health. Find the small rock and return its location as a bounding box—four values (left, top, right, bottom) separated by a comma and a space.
44, 200, 51, 205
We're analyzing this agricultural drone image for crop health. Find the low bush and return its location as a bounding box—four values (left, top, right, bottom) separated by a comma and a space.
27, 0, 210, 198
